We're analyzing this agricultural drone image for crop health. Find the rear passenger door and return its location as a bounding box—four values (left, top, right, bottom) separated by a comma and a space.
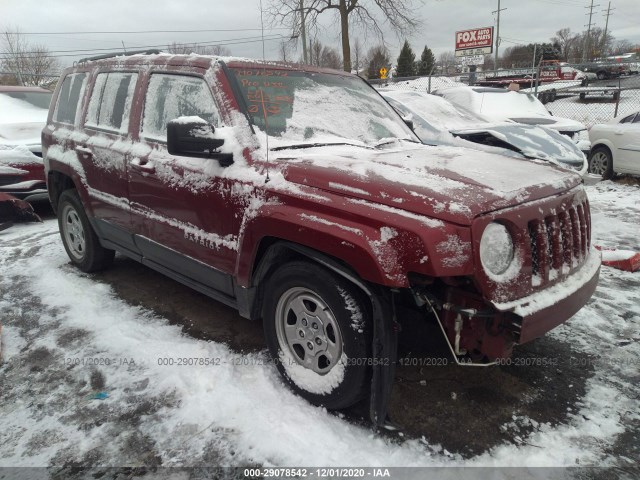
81, 71, 139, 248
127, 70, 239, 298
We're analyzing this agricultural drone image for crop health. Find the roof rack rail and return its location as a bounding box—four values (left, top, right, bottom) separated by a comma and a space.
78, 49, 162, 64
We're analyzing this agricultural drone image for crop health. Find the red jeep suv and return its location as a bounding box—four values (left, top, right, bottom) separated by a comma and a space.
43, 51, 600, 424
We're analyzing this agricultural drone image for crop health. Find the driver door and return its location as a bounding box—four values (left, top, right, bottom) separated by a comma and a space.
127, 69, 241, 297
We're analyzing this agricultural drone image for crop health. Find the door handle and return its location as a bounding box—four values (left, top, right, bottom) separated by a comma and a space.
130, 157, 156, 174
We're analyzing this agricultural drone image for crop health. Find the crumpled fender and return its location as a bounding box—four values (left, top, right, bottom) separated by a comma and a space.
235, 200, 474, 288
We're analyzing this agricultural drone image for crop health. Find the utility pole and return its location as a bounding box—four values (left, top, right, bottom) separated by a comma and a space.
492, 0, 507, 69
582, 0, 599, 62
299, 0, 308, 64
601, 1, 615, 57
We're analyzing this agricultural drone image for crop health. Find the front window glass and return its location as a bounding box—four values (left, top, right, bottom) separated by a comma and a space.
230, 68, 415, 148
141, 74, 220, 141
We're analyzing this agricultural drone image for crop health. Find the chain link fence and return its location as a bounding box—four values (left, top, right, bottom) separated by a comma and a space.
370, 68, 640, 127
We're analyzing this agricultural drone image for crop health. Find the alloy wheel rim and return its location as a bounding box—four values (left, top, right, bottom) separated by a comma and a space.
275, 287, 343, 375
590, 151, 609, 176
62, 205, 86, 261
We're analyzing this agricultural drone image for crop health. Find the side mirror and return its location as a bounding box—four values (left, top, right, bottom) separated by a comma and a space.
167, 119, 234, 166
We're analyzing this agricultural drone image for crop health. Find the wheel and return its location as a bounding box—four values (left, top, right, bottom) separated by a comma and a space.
596, 71, 606, 80
549, 89, 557, 102
58, 189, 115, 272
538, 92, 548, 104
579, 92, 586, 101
263, 261, 371, 409
588, 147, 614, 180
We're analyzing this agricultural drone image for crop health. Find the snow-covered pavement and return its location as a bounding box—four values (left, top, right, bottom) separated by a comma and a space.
0, 181, 638, 474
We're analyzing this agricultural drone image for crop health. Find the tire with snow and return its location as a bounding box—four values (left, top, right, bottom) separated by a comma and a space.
57, 189, 115, 272
263, 261, 371, 409
588, 146, 614, 180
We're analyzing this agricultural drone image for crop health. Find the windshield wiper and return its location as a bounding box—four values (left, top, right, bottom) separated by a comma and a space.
374, 138, 421, 148
271, 142, 371, 151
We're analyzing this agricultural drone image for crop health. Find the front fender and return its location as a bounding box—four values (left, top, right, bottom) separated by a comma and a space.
235, 202, 474, 288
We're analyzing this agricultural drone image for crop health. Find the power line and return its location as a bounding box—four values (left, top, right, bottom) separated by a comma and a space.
0, 35, 290, 61
0, 33, 285, 56
17, 28, 290, 35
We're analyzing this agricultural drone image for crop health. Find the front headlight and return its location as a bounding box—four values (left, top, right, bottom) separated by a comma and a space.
575, 129, 590, 142
480, 222, 515, 276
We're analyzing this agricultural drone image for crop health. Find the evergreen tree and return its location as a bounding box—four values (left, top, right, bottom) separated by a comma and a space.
395, 40, 416, 78
417, 45, 435, 76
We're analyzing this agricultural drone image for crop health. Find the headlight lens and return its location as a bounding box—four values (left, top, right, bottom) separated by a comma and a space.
480, 222, 515, 276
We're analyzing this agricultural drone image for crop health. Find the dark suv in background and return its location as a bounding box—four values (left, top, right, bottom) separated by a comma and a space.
43, 51, 600, 424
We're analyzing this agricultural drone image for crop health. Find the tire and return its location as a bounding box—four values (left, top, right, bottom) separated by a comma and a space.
549, 89, 557, 102
57, 189, 115, 272
596, 71, 606, 80
263, 261, 371, 409
588, 146, 614, 180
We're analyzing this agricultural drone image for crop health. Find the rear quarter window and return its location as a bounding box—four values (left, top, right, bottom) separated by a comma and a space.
53, 73, 88, 125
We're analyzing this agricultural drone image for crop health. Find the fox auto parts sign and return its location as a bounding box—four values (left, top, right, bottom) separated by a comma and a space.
455, 27, 494, 57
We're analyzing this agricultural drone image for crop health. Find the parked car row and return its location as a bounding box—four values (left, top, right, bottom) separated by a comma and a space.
38, 52, 602, 424
0, 86, 51, 202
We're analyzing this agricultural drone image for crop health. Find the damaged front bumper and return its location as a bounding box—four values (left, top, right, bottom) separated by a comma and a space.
420, 250, 601, 361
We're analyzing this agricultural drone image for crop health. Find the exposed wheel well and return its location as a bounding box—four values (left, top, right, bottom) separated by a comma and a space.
47, 171, 76, 214
590, 144, 613, 160
247, 238, 376, 321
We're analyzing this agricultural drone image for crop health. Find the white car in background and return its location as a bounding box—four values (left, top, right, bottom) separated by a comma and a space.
588, 111, 640, 179
433, 86, 591, 155
380, 90, 588, 176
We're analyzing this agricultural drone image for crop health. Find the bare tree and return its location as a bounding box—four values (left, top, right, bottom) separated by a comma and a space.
551, 28, 578, 62
267, 0, 421, 72
437, 51, 457, 73
351, 37, 363, 74
166, 42, 231, 56
1, 28, 59, 86
611, 39, 634, 56
308, 40, 342, 69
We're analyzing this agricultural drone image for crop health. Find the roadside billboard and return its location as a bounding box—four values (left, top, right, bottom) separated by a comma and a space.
455, 27, 494, 57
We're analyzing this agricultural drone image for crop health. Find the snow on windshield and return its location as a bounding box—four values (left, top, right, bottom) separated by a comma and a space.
478, 90, 549, 118
0, 93, 50, 124
230, 68, 414, 148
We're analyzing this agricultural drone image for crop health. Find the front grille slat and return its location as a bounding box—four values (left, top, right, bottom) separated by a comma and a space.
569, 208, 581, 264
576, 204, 587, 258
527, 199, 591, 288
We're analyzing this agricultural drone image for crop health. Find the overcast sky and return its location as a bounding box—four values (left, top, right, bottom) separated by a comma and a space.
2, 0, 639, 68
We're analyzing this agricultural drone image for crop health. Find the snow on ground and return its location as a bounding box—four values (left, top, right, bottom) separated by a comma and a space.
0, 181, 638, 473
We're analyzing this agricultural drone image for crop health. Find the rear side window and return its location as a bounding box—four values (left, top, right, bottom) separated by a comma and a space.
141, 74, 219, 141
86, 72, 138, 133
53, 73, 87, 125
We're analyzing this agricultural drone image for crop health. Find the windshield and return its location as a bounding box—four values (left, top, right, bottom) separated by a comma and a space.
230, 68, 416, 148
478, 91, 549, 117
0, 91, 52, 110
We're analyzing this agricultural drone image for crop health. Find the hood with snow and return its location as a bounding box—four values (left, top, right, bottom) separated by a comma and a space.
273, 142, 581, 225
